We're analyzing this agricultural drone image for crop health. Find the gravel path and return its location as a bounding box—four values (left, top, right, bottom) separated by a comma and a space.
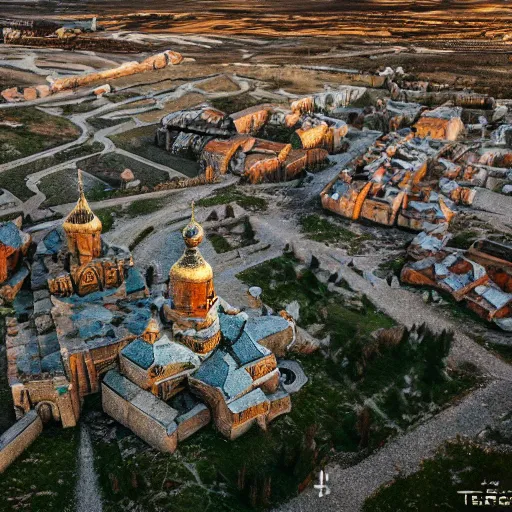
277, 379, 512, 512
273, 238, 512, 512
75, 423, 103, 512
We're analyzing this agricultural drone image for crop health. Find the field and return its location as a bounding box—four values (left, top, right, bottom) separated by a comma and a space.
0, 108, 80, 164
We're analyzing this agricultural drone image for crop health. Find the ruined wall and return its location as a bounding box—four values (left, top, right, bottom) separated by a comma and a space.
102, 372, 178, 453
0, 411, 43, 474
1, 50, 183, 103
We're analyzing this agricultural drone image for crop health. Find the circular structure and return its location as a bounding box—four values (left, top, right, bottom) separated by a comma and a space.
278, 360, 308, 394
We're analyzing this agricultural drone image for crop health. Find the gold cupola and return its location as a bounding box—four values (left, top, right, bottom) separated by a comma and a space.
169, 203, 216, 318
63, 170, 102, 266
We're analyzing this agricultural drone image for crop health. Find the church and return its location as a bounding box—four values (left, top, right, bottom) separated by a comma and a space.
3, 171, 297, 466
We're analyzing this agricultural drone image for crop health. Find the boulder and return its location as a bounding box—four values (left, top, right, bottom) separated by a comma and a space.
35, 85, 51, 98
1, 87, 24, 103
23, 88, 38, 101
291, 327, 320, 354
126, 179, 141, 190
120, 168, 135, 182
93, 84, 111, 97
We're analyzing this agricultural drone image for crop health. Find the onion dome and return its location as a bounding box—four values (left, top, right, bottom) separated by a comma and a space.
62, 170, 102, 235
170, 202, 213, 284
142, 316, 161, 344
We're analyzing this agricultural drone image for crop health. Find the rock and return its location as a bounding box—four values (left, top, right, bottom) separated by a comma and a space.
35, 85, 51, 98
431, 290, 441, 303
292, 327, 320, 354
165, 50, 184, 66
492, 106, 509, 123
1, 87, 24, 103
35, 313, 54, 335
120, 168, 135, 182
23, 88, 38, 101
320, 334, 331, 348
502, 185, 512, 195
285, 300, 300, 321
33, 297, 52, 317
126, 179, 141, 190
363, 271, 382, 287
390, 276, 401, 289
422, 290, 430, 303
93, 84, 111, 97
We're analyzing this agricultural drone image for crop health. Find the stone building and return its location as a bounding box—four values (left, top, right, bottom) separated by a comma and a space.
46, 171, 132, 297
0, 218, 31, 303
1, 193, 298, 471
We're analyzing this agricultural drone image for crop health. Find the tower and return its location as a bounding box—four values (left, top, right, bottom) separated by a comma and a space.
62, 170, 102, 266
169, 203, 216, 318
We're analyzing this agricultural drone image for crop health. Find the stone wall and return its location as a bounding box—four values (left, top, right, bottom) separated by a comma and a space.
0, 410, 43, 473
102, 370, 178, 453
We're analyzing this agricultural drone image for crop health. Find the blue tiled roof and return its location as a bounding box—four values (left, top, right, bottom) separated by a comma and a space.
125, 267, 147, 295
41, 351, 64, 373
0, 222, 22, 249
122, 339, 154, 370
39, 228, 64, 255
194, 348, 253, 399
219, 312, 246, 344
122, 308, 152, 336
228, 388, 268, 414
194, 349, 229, 388
231, 331, 266, 365
244, 316, 289, 343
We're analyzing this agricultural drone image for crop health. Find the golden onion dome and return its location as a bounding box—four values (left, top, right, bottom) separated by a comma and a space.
62, 170, 102, 235
144, 317, 160, 336
170, 203, 213, 283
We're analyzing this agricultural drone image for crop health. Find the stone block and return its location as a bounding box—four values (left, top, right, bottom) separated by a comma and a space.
23, 88, 38, 102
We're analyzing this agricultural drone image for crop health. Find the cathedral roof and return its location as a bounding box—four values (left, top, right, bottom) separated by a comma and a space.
0, 221, 23, 249
170, 203, 213, 283
62, 170, 102, 234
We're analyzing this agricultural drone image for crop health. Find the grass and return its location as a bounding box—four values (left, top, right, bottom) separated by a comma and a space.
0, 141, 103, 201
124, 197, 167, 217
363, 439, 512, 512
197, 185, 268, 211
87, 117, 128, 131
0, 107, 81, 164
211, 93, 264, 115
109, 125, 199, 178
375, 256, 407, 279
0, 320, 15, 436
208, 233, 233, 253
0, 425, 79, 512
40, 168, 111, 207
129, 226, 155, 251
78, 153, 169, 189
107, 91, 140, 103
208, 218, 257, 254
300, 214, 371, 255
448, 229, 479, 250
95, 198, 168, 234
237, 255, 479, 429
60, 100, 102, 115
95, 207, 121, 233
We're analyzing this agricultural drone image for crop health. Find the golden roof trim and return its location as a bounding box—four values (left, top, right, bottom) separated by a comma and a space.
63, 170, 102, 233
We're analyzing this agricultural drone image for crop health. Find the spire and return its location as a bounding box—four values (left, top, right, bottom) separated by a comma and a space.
78, 168, 84, 198
62, 170, 102, 232
182, 202, 203, 248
